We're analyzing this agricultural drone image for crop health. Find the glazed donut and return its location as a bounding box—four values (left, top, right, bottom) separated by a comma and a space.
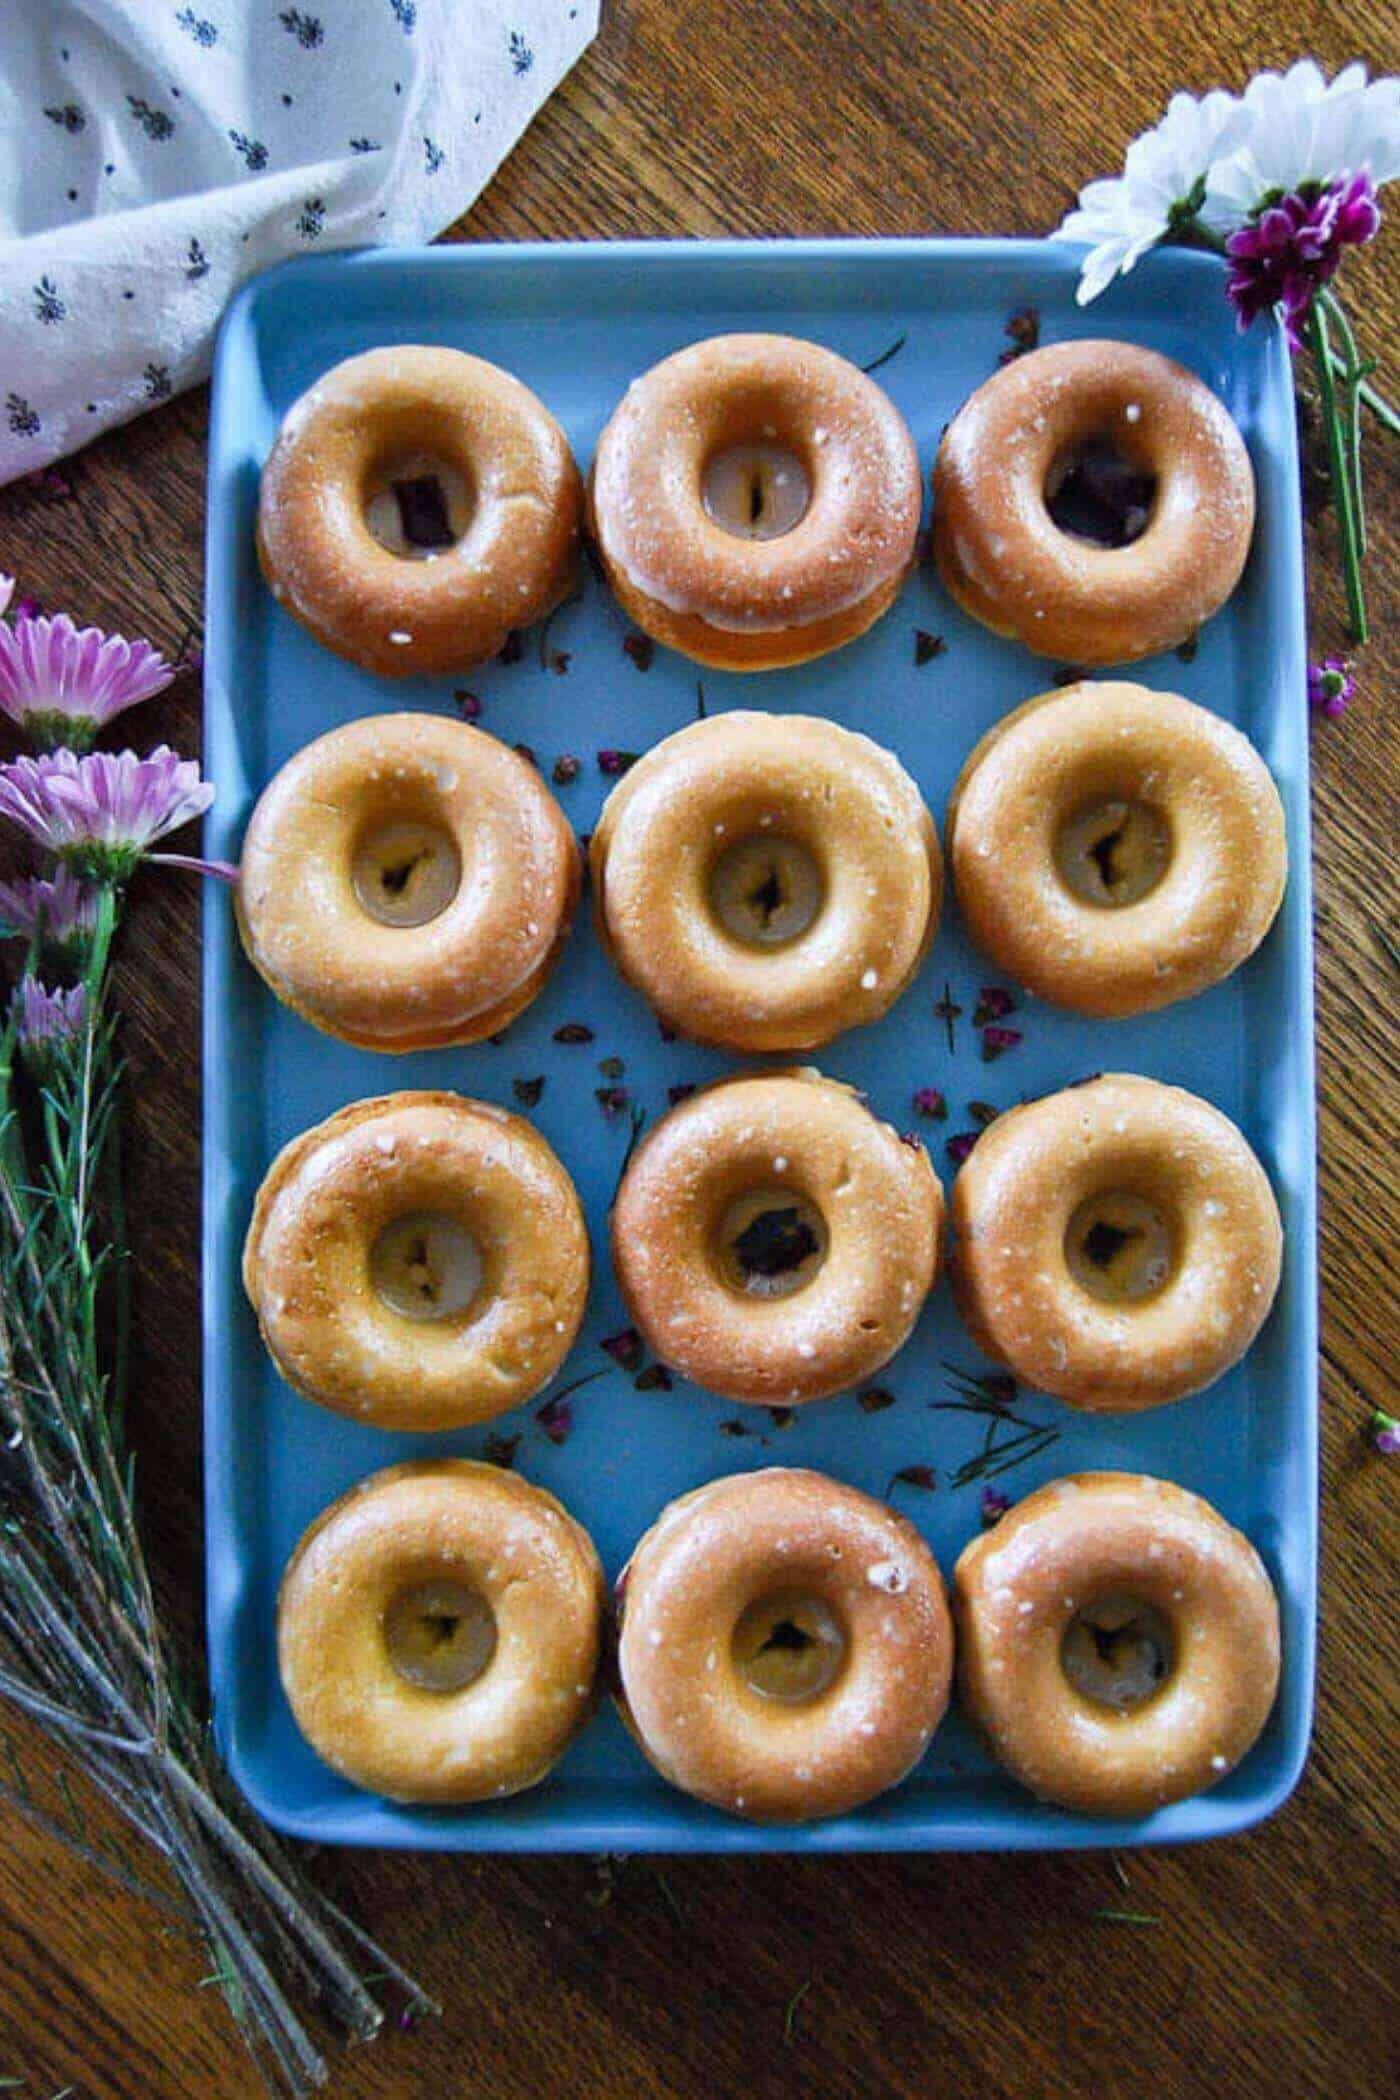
611, 1070, 943, 1406
257, 346, 582, 676
278, 1461, 605, 1803
946, 681, 1286, 1017
616, 1469, 953, 1821
953, 1472, 1281, 1815
236, 713, 579, 1051
588, 334, 922, 670
591, 711, 942, 1052
932, 340, 1255, 663
244, 1092, 589, 1430
950, 1074, 1282, 1413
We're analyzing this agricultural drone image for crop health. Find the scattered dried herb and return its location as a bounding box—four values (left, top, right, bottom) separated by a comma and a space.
719, 1417, 753, 1438
513, 742, 538, 768
602, 1328, 644, 1373
634, 1363, 673, 1393
534, 1368, 606, 1447
981, 1025, 1023, 1062
1052, 664, 1088, 686
914, 629, 946, 666
1092, 1910, 1161, 1927
862, 332, 907, 374
598, 1054, 625, 1080
857, 1386, 897, 1414
980, 1485, 1011, 1526
946, 1131, 979, 1165
912, 1086, 946, 1121
552, 753, 581, 785
511, 1075, 545, 1108
553, 1021, 595, 1045
934, 982, 962, 1054
622, 632, 654, 671
782, 1976, 815, 2045
767, 1406, 795, 1430
481, 1431, 521, 1470
667, 1082, 697, 1107
497, 630, 523, 665
973, 986, 1017, 1025
454, 689, 482, 721
695, 681, 707, 719
612, 1105, 648, 1198
597, 748, 638, 777
967, 1100, 1000, 1128
537, 590, 582, 673
999, 305, 1040, 362
595, 1084, 629, 1115
1175, 632, 1200, 663
886, 1463, 936, 1496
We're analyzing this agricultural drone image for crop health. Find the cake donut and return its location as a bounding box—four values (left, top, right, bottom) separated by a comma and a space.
932, 340, 1255, 663
946, 681, 1286, 1017
244, 1092, 589, 1431
615, 1469, 954, 1821
953, 1472, 1281, 1816
588, 334, 922, 669
236, 713, 579, 1051
611, 1070, 943, 1406
257, 346, 582, 676
278, 1461, 605, 1803
950, 1075, 1282, 1413
591, 711, 942, 1052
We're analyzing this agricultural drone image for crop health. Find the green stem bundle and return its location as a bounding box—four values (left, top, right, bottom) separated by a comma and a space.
0, 883, 432, 2095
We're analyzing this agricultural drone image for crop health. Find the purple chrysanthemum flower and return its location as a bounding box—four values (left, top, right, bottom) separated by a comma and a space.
0, 613, 175, 750
1371, 1410, 1400, 1457
11, 977, 87, 1067
1226, 171, 1381, 348
980, 1485, 1012, 1527
0, 865, 100, 958
1307, 656, 1354, 718
0, 747, 235, 884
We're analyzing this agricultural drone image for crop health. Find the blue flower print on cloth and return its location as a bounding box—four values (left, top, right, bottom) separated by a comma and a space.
0, 2, 600, 481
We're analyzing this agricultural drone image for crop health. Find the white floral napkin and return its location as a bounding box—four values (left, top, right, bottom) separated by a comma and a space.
0, 0, 599, 484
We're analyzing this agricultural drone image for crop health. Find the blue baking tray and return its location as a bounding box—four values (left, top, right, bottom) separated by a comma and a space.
202, 239, 1316, 1852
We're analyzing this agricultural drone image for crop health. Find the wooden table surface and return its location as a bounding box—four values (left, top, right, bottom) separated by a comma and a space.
1, 4, 1396, 2095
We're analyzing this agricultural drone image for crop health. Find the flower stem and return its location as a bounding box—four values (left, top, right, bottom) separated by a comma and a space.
1318, 289, 1368, 560
1306, 300, 1367, 643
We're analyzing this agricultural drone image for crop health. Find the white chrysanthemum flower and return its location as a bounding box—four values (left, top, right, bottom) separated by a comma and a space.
1054, 87, 1250, 302
1208, 59, 1400, 223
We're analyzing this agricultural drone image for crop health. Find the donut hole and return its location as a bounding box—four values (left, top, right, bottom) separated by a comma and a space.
363, 451, 475, 561
371, 1211, 484, 1321
1065, 1191, 1176, 1303
383, 1577, 497, 1693
708, 834, 825, 947
702, 441, 812, 541
732, 1590, 846, 1703
716, 1188, 828, 1299
1061, 1594, 1175, 1711
1054, 798, 1171, 907
1044, 435, 1157, 549
352, 818, 462, 928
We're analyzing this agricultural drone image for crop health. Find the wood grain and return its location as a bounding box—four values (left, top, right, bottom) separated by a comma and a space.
0, 3, 1396, 2095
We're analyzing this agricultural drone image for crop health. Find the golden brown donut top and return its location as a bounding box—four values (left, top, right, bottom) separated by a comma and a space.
236, 712, 579, 1051
933, 339, 1255, 664
257, 346, 582, 675
590, 334, 922, 633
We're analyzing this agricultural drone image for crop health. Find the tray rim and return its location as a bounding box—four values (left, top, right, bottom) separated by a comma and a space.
202, 233, 1318, 1855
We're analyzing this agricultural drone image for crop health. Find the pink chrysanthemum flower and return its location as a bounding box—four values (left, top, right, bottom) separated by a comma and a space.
11, 977, 87, 1068
0, 613, 175, 751
1226, 171, 1381, 347
0, 747, 235, 884
0, 865, 101, 958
